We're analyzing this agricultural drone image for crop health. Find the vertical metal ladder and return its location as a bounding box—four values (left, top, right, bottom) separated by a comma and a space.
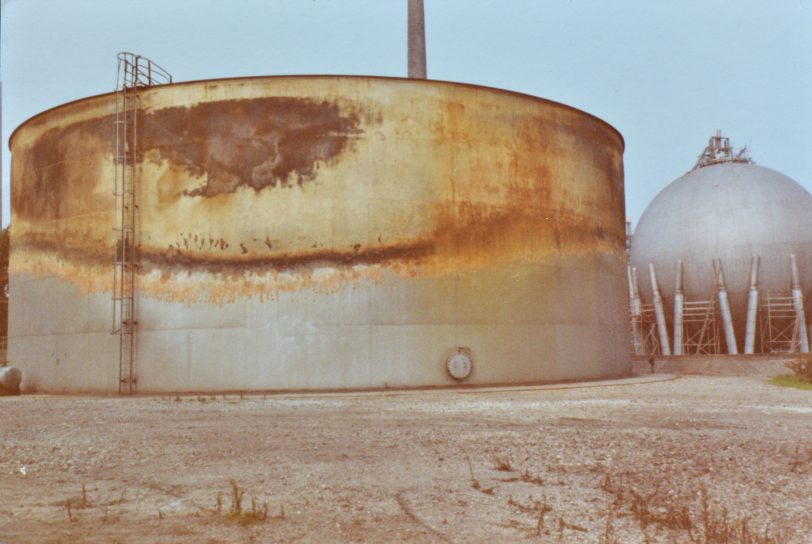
111, 53, 172, 394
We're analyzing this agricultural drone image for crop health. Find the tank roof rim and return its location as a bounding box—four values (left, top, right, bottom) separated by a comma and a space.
8, 74, 624, 152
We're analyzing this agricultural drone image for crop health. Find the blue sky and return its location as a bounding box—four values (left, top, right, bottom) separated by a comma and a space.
2, 0, 811, 228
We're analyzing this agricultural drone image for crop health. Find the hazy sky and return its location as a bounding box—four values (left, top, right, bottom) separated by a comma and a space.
1, 0, 811, 228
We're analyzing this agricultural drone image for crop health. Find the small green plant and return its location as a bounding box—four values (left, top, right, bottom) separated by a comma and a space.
769, 374, 812, 390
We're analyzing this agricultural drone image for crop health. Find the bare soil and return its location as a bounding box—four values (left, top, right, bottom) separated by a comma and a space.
1, 374, 811, 543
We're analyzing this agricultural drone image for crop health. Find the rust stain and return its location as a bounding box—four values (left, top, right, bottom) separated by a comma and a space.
12, 196, 623, 276
140, 97, 363, 197
11, 192, 625, 304
11, 96, 364, 222
11, 116, 110, 222
10, 80, 626, 305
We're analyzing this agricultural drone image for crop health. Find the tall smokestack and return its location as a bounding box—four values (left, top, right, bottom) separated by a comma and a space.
408, 0, 427, 79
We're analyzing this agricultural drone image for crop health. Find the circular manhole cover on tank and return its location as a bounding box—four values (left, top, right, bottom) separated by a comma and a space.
446, 348, 473, 380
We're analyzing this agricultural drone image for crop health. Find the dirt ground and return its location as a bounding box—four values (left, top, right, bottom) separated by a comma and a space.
1, 373, 811, 543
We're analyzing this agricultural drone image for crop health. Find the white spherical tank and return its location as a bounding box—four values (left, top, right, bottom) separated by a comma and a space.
630, 158, 812, 351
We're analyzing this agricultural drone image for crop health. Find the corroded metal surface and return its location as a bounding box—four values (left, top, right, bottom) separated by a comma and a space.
9, 76, 628, 392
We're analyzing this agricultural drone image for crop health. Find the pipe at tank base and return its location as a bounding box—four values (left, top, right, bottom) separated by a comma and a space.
673, 260, 684, 356
744, 256, 760, 355
0, 366, 22, 396
713, 258, 738, 355
649, 263, 671, 356
790, 254, 810, 353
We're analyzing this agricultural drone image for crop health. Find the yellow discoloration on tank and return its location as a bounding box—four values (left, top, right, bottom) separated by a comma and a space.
10, 76, 623, 306
10, 76, 630, 393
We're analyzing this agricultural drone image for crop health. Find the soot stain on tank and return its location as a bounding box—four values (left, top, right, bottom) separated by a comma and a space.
12, 96, 368, 221
12, 116, 110, 222
140, 97, 365, 197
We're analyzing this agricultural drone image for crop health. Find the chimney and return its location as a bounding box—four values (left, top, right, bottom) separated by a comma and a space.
408, 0, 427, 79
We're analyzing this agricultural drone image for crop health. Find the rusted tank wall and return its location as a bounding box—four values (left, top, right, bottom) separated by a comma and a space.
9, 76, 628, 393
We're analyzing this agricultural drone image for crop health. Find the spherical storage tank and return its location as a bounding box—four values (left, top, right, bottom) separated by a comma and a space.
630, 134, 812, 353
9, 76, 629, 392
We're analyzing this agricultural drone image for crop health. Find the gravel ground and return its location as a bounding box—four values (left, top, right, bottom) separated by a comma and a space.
1, 374, 811, 543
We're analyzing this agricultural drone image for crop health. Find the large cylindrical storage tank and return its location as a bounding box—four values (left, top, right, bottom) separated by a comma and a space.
630, 160, 812, 352
9, 76, 628, 393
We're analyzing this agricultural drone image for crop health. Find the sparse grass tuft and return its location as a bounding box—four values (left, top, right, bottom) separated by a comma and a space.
558, 516, 588, 536
65, 498, 78, 522
64, 484, 91, 522
498, 467, 544, 486
789, 441, 812, 473
769, 374, 812, 390
492, 456, 514, 472
466, 456, 495, 494
229, 479, 245, 516
600, 506, 620, 544
599, 473, 787, 543
215, 491, 223, 515
212, 480, 269, 525
506, 495, 553, 536
466, 455, 479, 489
